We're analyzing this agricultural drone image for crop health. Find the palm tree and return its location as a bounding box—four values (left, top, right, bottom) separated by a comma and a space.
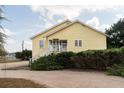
0, 6, 6, 56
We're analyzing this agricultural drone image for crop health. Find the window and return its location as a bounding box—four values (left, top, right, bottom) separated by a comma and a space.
79, 40, 82, 47
75, 40, 78, 46
39, 40, 44, 48
75, 40, 82, 47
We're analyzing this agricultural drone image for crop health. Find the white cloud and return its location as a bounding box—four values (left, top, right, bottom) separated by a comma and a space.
30, 5, 84, 20
30, 5, 113, 32
3, 0, 124, 5
99, 24, 111, 32
3, 28, 32, 53
0, 28, 17, 52
0, 28, 14, 36
101, 24, 111, 29
5, 38, 18, 53
86, 17, 100, 29
29, 5, 117, 19
24, 40, 32, 50
57, 19, 64, 23
44, 21, 54, 29
29, 5, 86, 29
86, 17, 111, 32
29, 5, 120, 32
29, 5, 119, 20
113, 13, 124, 22
29, 5, 118, 29
5, 39, 32, 53
116, 14, 124, 19
0, 28, 18, 52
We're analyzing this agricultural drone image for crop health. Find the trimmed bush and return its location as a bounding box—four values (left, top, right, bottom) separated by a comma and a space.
31, 54, 63, 70
55, 51, 75, 68
107, 64, 124, 77
31, 61, 63, 70
71, 49, 124, 70
31, 47, 124, 71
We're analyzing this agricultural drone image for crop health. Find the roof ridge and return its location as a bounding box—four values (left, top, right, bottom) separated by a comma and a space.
75, 20, 107, 36
45, 20, 107, 37
31, 19, 72, 39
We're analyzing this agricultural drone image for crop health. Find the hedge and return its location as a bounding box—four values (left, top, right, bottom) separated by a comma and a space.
55, 51, 75, 68
71, 47, 124, 70
107, 64, 124, 77
31, 54, 63, 70
31, 47, 124, 71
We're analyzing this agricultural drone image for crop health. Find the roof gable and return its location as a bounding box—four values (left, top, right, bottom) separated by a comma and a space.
45, 20, 107, 37
31, 20, 107, 40
31, 20, 72, 39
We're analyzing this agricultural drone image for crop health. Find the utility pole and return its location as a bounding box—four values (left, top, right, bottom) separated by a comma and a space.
22, 40, 24, 52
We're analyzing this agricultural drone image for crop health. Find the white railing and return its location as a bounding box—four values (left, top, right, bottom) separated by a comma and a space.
32, 49, 51, 61
32, 47, 67, 61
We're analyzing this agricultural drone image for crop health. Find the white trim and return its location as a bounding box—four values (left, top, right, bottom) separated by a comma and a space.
30, 20, 72, 39
31, 20, 107, 40
45, 20, 107, 37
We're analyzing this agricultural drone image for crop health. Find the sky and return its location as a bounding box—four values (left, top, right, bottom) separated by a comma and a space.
2, 5, 124, 53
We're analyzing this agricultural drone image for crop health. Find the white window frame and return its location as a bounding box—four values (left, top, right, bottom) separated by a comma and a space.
75, 40, 82, 47
39, 40, 44, 48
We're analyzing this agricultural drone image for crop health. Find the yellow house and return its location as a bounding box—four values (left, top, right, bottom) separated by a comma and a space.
31, 20, 107, 59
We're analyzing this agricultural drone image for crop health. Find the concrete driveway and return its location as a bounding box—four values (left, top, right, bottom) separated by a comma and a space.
0, 61, 28, 70
0, 69, 124, 87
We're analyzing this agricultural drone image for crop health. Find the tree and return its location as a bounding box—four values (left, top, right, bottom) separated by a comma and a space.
105, 19, 124, 48
0, 6, 6, 56
15, 49, 32, 60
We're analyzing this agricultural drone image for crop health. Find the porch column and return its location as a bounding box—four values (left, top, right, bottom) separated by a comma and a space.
51, 40, 53, 52
58, 40, 61, 52
49, 40, 53, 52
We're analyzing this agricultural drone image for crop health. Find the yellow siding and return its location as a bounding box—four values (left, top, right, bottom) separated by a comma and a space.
48, 23, 106, 52
32, 22, 106, 58
32, 21, 71, 58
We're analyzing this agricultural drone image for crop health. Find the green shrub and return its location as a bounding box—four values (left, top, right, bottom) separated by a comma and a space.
31, 55, 63, 70
31, 61, 63, 70
71, 49, 124, 70
120, 46, 124, 53
15, 49, 32, 60
107, 64, 124, 77
55, 51, 75, 68
31, 47, 124, 71
105, 49, 123, 65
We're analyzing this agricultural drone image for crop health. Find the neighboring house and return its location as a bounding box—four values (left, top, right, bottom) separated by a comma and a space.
0, 52, 20, 62
6, 53, 17, 60
31, 20, 107, 59
6, 53, 16, 58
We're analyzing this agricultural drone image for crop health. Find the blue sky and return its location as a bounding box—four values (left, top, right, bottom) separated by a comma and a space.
2, 5, 124, 53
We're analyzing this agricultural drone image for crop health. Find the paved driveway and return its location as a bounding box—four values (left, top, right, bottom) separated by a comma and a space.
0, 68, 124, 87
0, 61, 28, 70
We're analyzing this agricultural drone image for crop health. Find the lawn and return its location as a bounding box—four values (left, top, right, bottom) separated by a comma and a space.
0, 78, 47, 88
